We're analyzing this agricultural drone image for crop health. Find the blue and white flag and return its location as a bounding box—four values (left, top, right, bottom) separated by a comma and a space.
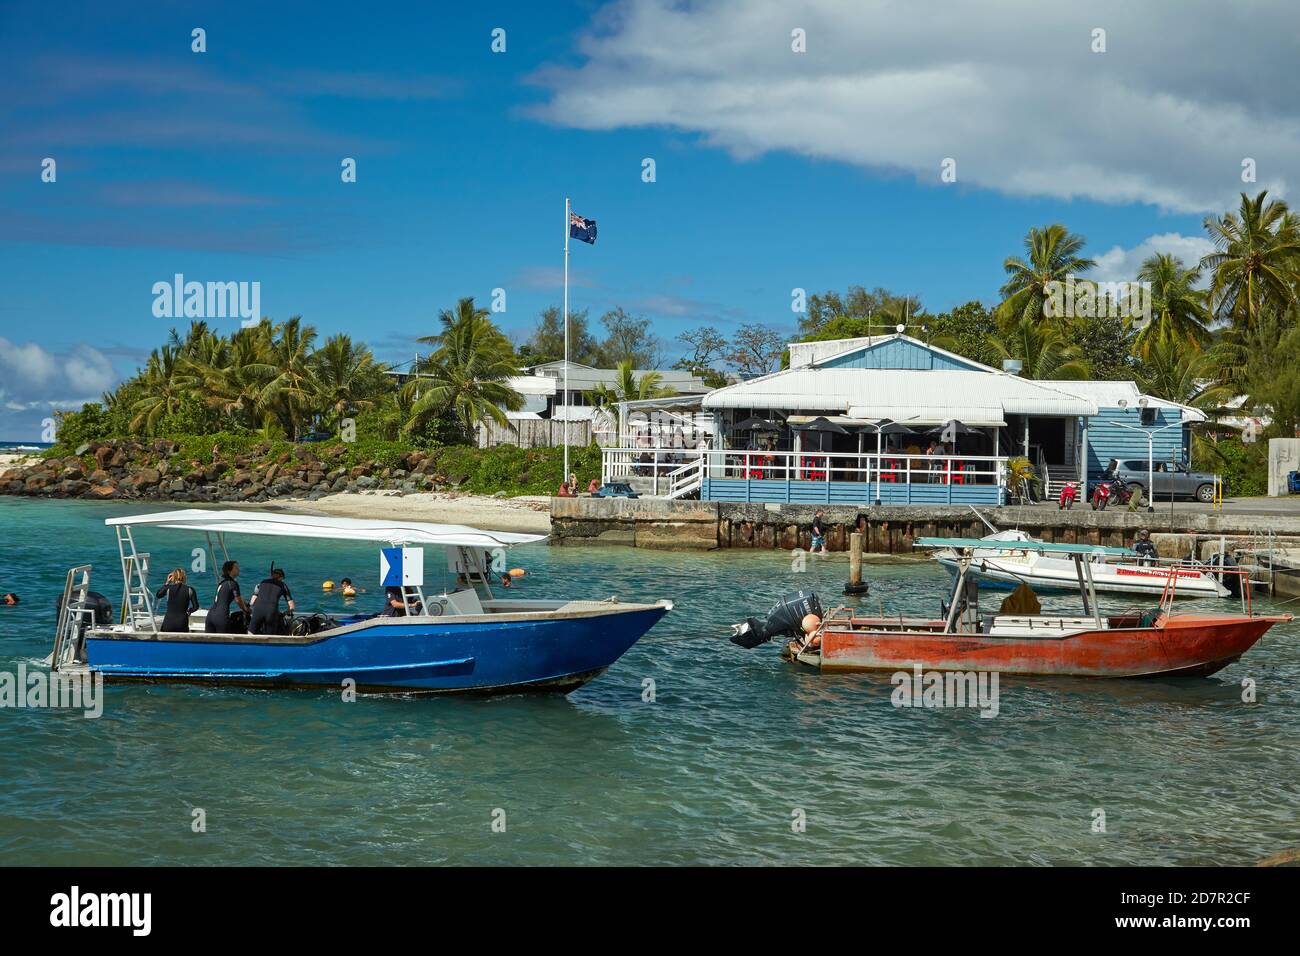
569, 212, 597, 245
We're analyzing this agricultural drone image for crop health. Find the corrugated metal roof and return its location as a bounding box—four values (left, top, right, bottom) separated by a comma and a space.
703, 367, 1097, 417
1050, 381, 1207, 422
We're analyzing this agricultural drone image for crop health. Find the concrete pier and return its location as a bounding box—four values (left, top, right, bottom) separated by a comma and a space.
550, 497, 1300, 559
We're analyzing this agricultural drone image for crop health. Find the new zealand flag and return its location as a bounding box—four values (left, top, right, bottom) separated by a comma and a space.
569, 212, 597, 245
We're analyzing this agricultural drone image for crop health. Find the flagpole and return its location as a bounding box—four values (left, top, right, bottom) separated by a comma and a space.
563, 196, 570, 484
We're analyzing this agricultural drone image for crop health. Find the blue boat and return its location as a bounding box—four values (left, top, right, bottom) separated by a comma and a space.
50, 510, 671, 695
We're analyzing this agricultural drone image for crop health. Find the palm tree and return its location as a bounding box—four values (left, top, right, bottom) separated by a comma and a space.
1135, 336, 1227, 410
1201, 191, 1300, 331
997, 224, 1095, 328
1133, 253, 1211, 359
986, 316, 1090, 379
259, 316, 319, 438
311, 334, 388, 430
403, 297, 523, 438
195, 323, 277, 430
586, 361, 668, 405
129, 345, 187, 435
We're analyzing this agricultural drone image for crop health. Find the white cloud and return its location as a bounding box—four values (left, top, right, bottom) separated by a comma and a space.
531, 0, 1299, 212
1091, 233, 1215, 284
0, 338, 119, 438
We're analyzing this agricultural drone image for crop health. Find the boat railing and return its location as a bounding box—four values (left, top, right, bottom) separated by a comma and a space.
51, 564, 94, 672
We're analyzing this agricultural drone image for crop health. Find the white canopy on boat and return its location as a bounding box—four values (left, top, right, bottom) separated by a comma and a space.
106, 509, 547, 548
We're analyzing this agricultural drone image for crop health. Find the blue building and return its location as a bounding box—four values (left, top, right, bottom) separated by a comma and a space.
604, 334, 1205, 504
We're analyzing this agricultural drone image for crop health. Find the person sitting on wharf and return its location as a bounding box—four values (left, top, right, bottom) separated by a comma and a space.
248, 567, 296, 635
587, 477, 600, 494
205, 560, 250, 633
155, 568, 199, 632
1, 593, 18, 606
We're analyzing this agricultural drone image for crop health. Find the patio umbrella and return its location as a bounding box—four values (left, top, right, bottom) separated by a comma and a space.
855, 419, 917, 460
794, 416, 851, 435
733, 416, 782, 432
793, 416, 848, 454
925, 419, 980, 438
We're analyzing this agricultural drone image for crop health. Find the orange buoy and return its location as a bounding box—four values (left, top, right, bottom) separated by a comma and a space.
508, 568, 527, 578
322, 580, 335, 591
801, 613, 821, 634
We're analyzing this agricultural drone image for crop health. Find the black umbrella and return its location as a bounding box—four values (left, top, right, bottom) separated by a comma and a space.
856, 418, 916, 437
733, 416, 782, 432
793, 416, 851, 435
925, 419, 981, 438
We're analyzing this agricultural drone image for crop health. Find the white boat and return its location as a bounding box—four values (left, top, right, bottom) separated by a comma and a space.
933, 529, 1231, 599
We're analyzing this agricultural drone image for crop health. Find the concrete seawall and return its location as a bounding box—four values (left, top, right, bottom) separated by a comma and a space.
550, 497, 1300, 558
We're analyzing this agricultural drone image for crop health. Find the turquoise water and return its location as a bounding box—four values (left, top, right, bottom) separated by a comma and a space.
0, 497, 1297, 865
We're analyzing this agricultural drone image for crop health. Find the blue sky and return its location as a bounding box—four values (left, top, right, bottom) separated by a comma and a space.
2, 0, 1294, 439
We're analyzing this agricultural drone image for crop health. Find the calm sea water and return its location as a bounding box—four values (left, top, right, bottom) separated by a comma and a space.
0, 497, 1296, 866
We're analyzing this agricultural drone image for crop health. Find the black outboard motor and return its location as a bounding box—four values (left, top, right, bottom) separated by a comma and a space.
1208, 551, 1242, 598
54, 590, 113, 663
730, 590, 823, 649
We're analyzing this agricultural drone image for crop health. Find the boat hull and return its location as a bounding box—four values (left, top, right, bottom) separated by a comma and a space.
936, 553, 1229, 598
809, 613, 1287, 678
84, 604, 670, 695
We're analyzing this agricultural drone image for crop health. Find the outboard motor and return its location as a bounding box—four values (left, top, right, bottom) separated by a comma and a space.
54, 590, 113, 663
730, 590, 823, 649
1208, 551, 1242, 598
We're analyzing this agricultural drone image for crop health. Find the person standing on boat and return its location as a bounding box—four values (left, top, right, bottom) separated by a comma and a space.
155, 568, 199, 632
248, 568, 296, 635
205, 560, 250, 633
1134, 529, 1159, 566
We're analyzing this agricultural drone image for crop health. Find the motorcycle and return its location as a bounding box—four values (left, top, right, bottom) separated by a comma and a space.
1058, 481, 1079, 510
1090, 477, 1131, 511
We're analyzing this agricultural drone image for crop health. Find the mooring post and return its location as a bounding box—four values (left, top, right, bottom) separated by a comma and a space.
844, 531, 869, 595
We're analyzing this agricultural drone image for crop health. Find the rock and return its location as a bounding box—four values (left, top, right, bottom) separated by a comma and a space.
355, 475, 376, 489
58, 480, 90, 496
63, 465, 85, 481
168, 479, 186, 494
107, 449, 126, 469
87, 484, 120, 500
240, 483, 264, 500
124, 467, 162, 490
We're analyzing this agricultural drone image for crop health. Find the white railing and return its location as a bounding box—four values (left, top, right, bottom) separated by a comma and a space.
698, 448, 1006, 487
664, 457, 704, 499
601, 446, 1007, 497
603, 446, 707, 493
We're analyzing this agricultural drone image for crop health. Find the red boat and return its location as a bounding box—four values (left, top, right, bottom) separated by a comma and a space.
783, 538, 1290, 679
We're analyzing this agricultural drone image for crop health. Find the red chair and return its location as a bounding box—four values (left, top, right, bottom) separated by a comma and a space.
881, 458, 898, 483
951, 461, 966, 485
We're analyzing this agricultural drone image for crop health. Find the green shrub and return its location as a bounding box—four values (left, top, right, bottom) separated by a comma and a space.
1192, 435, 1268, 497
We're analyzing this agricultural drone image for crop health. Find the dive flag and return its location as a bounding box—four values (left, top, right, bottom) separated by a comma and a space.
569, 212, 597, 244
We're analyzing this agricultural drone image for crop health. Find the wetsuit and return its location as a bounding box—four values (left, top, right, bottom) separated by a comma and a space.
205, 575, 242, 633
155, 582, 199, 632
384, 585, 408, 617
248, 577, 293, 635
1134, 540, 1159, 566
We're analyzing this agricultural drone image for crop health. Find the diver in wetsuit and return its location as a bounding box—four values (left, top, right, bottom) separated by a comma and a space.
248, 568, 296, 635
205, 560, 249, 633
155, 568, 199, 632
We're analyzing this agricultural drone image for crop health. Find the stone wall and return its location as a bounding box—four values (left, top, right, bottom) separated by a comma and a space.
550, 497, 1300, 559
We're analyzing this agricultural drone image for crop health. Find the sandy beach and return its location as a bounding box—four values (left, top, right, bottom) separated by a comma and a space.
273, 490, 553, 534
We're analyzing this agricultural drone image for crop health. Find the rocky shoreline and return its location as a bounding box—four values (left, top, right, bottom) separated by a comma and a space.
0, 438, 450, 504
